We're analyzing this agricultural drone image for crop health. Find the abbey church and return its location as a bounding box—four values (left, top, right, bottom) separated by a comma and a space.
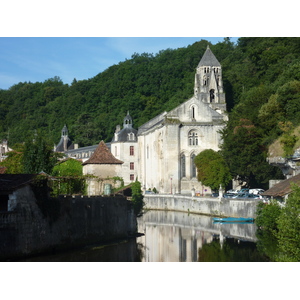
56, 46, 227, 195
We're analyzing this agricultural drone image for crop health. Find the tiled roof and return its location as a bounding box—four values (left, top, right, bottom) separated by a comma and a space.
262, 174, 300, 197
82, 141, 123, 165
198, 45, 221, 67
0, 174, 36, 192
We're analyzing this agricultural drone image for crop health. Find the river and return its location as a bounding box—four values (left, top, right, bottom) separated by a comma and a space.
15, 210, 268, 262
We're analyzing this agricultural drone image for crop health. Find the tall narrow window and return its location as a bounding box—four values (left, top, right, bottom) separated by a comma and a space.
191, 154, 196, 178
130, 162, 134, 170
191, 106, 195, 119
130, 146, 134, 156
130, 174, 134, 181
180, 154, 186, 178
210, 89, 215, 103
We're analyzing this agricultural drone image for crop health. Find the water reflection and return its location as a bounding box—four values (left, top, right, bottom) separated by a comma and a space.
137, 210, 268, 262
14, 210, 268, 262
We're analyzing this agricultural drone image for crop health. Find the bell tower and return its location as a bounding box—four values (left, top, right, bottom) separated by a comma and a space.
194, 45, 226, 113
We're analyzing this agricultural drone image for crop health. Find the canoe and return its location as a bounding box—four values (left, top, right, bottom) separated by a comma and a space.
213, 217, 254, 223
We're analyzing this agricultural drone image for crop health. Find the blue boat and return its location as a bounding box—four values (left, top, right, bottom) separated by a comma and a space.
213, 217, 254, 223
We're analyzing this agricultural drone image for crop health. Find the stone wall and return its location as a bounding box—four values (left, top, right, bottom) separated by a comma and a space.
144, 194, 260, 218
0, 185, 137, 260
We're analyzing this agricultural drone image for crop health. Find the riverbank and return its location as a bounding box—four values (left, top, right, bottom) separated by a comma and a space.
143, 194, 260, 218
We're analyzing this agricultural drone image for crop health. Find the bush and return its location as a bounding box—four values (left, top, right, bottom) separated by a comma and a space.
131, 180, 144, 216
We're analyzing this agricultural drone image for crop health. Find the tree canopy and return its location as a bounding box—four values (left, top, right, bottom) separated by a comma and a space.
194, 149, 231, 190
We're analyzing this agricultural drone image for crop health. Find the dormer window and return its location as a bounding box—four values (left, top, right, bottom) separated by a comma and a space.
128, 132, 135, 141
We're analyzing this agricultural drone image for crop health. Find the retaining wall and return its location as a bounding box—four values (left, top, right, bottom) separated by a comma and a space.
0, 185, 137, 260
144, 194, 260, 218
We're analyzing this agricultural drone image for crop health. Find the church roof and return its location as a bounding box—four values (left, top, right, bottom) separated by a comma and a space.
82, 140, 123, 165
198, 46, 221, 67
55, 137, 74, 152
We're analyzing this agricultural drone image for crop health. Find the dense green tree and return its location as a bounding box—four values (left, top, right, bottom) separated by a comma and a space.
194, 149, 231, 190
23, 134, 58, 174
0, 143, 25, 173
276, 184, 300, 262
51, 158, 86, 196
51, 158, 83, 176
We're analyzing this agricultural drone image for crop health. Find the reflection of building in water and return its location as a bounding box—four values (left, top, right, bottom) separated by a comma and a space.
138, 222, 213, 262
137, 210, 257, 262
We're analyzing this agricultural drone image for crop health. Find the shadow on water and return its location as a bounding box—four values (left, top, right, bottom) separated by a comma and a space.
14, 238, 143, 262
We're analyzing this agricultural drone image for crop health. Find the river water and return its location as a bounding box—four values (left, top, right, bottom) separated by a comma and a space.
16, 210, 268, 262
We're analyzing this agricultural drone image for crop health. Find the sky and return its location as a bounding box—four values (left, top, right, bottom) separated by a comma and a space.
0, 37, 239, 90
1, 1, 296, 91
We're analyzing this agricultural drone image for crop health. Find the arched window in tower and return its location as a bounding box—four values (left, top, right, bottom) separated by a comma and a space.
210, 89, 215, 103
203, 76, 207, 86
180, 154, 186, 178
191, 154, 197, 178
188, 130, 198, 146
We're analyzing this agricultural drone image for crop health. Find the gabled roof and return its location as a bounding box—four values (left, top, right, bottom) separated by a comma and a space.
262, 174, 300, 197
198, 45, 221, 67
82, 141, 123, 165
0, 174, 36, 192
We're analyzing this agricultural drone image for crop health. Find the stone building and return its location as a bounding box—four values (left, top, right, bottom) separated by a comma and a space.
137, 45, 227, 195
82, 140, 123, 195
111, 112, 138, 185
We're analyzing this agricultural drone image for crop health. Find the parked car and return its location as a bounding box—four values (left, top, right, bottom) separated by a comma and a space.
211, 192, 219, 197
226, 189, 238, 194
249, 188, 265, 195
223, 193, 235, 198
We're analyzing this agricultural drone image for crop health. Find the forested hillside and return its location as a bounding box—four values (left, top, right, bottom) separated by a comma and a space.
0, 38, 233, 146
1, 37, 300, 187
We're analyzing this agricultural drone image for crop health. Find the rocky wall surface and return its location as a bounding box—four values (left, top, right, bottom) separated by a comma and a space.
0, 186, 137, 260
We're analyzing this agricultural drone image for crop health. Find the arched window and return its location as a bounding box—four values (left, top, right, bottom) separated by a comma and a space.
189, 130, 198, 146
180, 154, 186, 178
191, 154, 196, 178
203, 76, 207, 86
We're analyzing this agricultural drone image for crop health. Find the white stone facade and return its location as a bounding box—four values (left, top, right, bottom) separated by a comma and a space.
137, 46, 227, 195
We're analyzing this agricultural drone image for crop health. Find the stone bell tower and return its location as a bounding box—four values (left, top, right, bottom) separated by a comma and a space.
194, 45, 226, 113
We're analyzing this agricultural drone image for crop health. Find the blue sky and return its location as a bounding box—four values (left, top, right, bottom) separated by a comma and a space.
0, 37, 239, 90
